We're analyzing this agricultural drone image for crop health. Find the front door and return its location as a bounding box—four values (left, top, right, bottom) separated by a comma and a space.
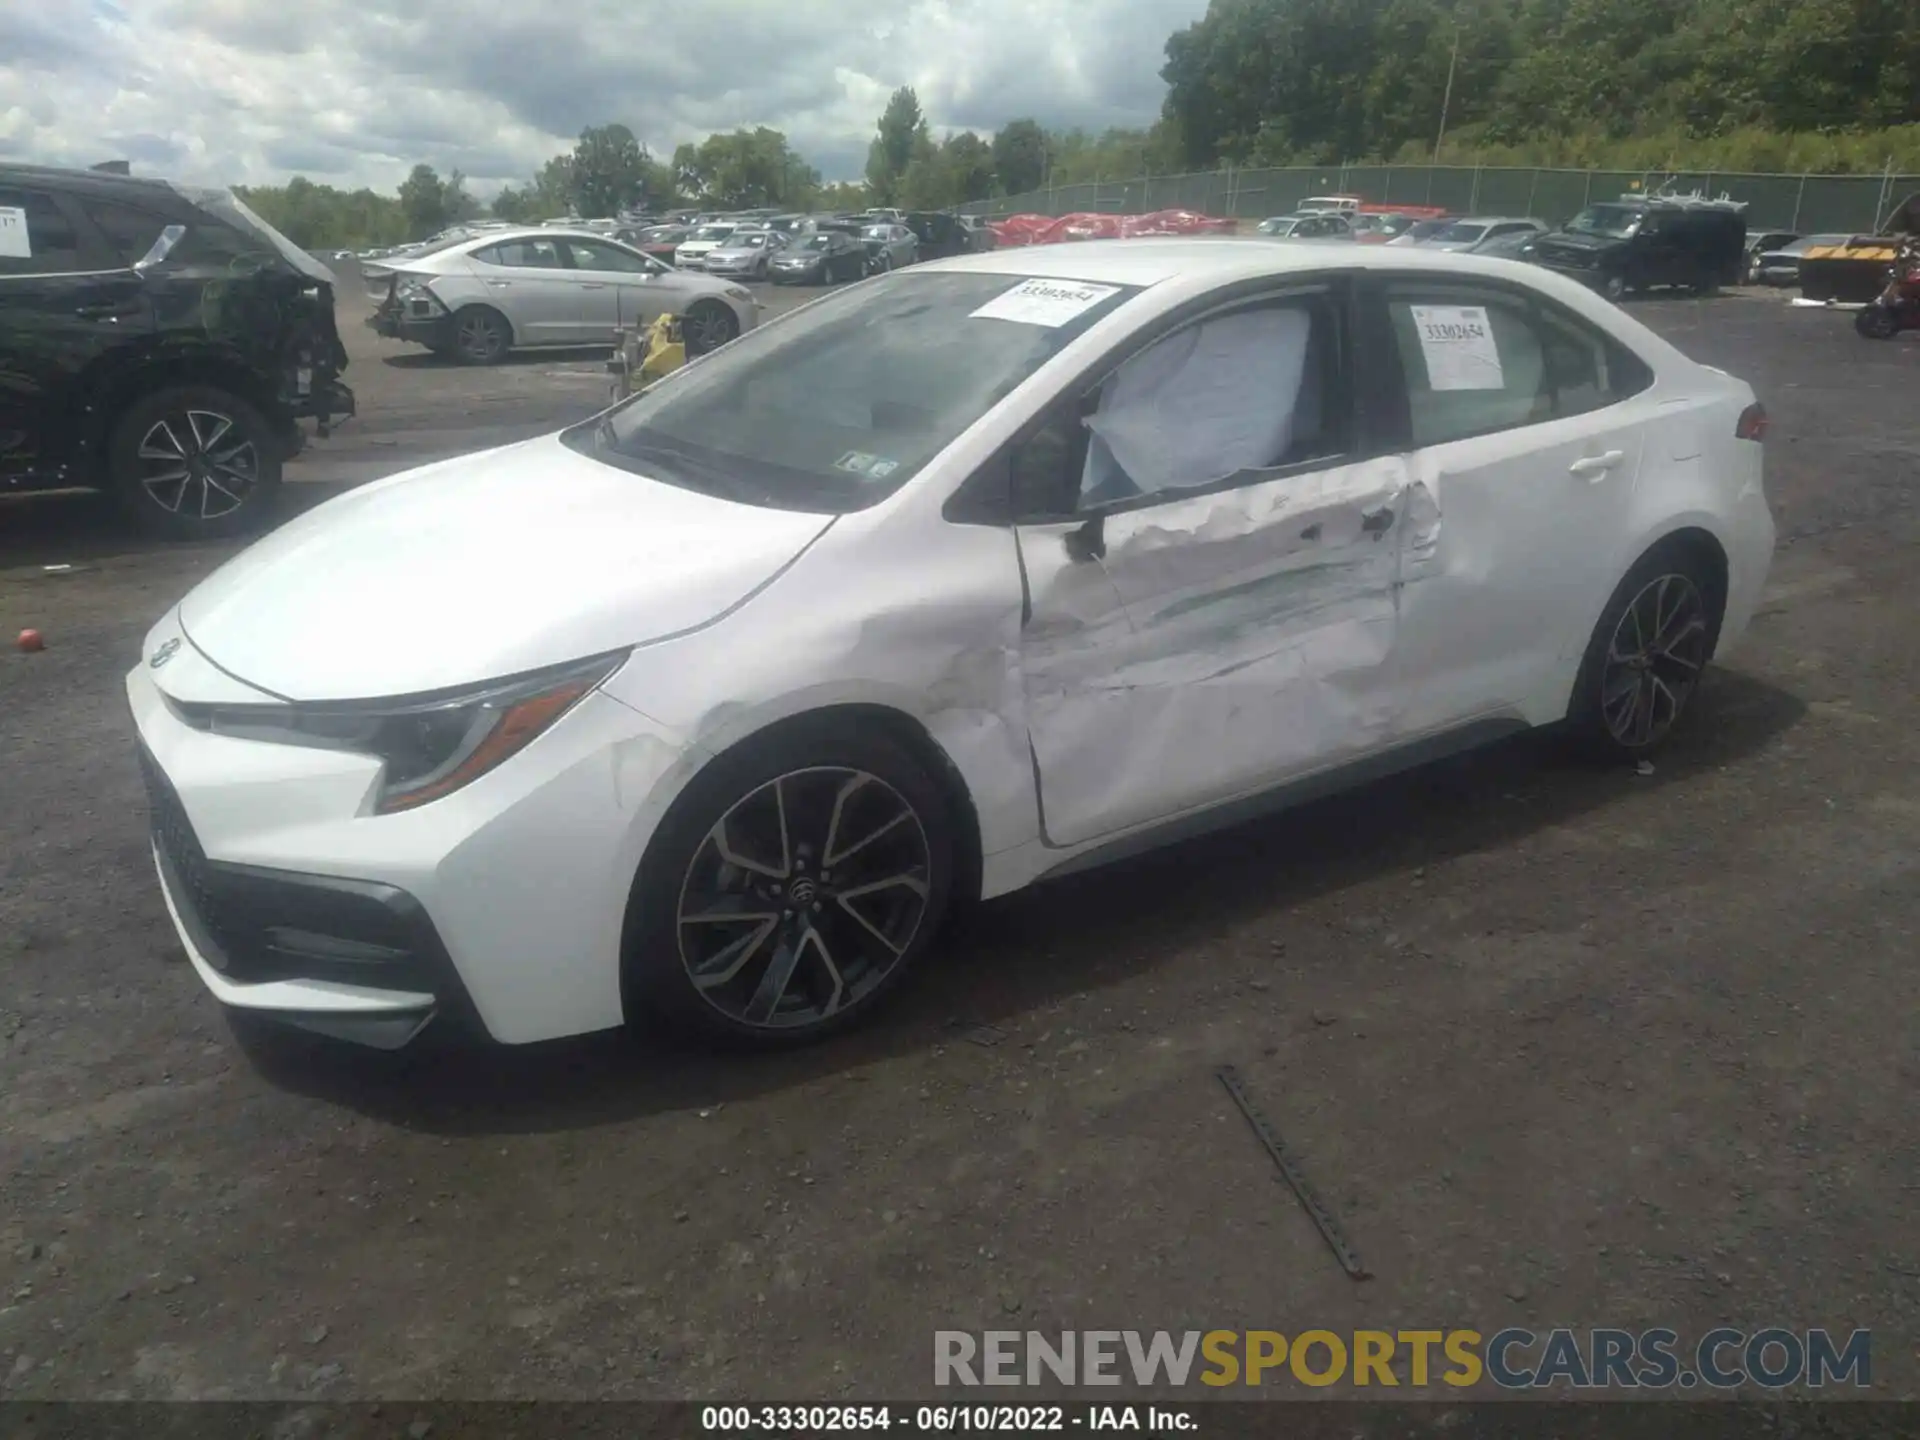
1372, 277, 1653, 736
1012, 283, 1409, 848
0, 184, 153, 486
559, 236, 654, 342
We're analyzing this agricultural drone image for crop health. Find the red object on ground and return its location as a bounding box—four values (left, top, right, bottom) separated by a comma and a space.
986, 208, 1240, 248
17, 629, 45, 652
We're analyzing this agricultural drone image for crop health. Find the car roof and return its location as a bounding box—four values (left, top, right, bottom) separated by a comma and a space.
915, 237, 1603, 289
0, 161, 183, 201
1447, 216, 1538, 226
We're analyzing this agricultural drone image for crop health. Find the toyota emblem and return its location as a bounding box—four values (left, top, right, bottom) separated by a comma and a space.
149, 637, 182, 669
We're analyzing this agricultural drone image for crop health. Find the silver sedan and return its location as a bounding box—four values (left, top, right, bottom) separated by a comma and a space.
862, 222, 919, 271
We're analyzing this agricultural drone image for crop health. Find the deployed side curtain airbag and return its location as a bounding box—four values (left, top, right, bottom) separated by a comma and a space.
1081, 306, 1313, 501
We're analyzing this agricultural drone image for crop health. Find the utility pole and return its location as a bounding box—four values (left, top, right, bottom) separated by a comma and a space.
1433, 23, 1461, 166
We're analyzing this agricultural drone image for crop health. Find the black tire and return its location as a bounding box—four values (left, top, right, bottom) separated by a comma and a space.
683, 299, 739, 356
622, 720, 956, 1048
1691, 273, 1720, 297
1856, 304, 1899, 340
1602, 274, 1628, 303
108, 385, 282, 541
1566, 538, 1721, 761
450, 305, 512, 365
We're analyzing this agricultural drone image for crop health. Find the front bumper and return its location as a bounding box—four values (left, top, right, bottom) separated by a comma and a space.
128, 649, 699, 1049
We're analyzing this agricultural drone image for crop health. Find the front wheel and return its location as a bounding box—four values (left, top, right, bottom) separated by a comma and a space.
623, 723, 955, 1047
108, 386, 282, 540
1602, 274, 1628, 303
1567, 541, 1719, 760
683, 299, 740, 356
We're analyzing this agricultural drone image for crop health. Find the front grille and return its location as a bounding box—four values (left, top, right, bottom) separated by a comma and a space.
137, 744, 443, 992
139, 744, 241, 970
1536, 244, 1594, 269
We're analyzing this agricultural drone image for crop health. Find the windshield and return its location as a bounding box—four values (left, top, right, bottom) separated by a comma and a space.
728, 233, 771, 249
1567, 205, 1644, 240
1434, 222, 1488, 244
1261, 219, 1297, 234
568, 271, 1141, 513
863, 225, 892, 239
794, 236, 832, 252
691, 225, 734, 241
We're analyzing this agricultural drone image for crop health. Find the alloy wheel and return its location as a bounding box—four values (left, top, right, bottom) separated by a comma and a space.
1599, 572, 1709, 748
456, 311, 505, 362
686, 305, 736, 351
676, 767, 932, 1030
136, 410, 259, 520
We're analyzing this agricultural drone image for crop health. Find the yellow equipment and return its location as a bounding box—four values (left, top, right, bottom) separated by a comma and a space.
606, 312, 689, 400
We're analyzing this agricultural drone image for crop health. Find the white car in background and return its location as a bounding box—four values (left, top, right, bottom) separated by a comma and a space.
366, 227, 759, 364
674, 222, 739, 270
131, 240, 1773, 1054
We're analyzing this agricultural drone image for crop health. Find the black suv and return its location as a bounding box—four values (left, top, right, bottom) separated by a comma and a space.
1530, 196, 1748, 302
903, 211, 975, 260
0, 164, 353, 539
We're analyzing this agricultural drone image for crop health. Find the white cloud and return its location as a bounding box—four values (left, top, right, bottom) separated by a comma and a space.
2, 0, 1207, 193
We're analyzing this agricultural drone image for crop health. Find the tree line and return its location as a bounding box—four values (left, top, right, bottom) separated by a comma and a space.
233, 0, 1920, 251
1161, 0, 1920, 173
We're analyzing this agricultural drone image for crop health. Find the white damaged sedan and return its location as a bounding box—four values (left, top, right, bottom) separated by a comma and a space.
130, 241, 1775, 1051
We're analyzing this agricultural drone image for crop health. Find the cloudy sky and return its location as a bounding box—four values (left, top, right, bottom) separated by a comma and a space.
2, 0, 1207, 195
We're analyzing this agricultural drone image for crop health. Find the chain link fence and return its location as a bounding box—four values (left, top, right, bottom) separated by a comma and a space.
959, 165, 1920, 235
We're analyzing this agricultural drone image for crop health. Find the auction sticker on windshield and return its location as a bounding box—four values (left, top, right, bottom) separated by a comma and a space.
1409, 304, 1504, 391
972, 278, 1122, 327
0, 207, 30, 258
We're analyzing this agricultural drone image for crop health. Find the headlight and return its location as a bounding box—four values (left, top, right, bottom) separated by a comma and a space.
177, 651, 627, 813
724, 285, 752, 302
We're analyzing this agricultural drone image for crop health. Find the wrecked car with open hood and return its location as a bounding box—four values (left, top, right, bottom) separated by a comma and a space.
0, 162, 352, 539
129, 239, 1773, 1054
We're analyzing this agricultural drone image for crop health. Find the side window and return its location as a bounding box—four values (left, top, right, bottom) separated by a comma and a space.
0, 188, 91, 276
78, 199, 169, 267
1387, 288, 1552, 445
1387, 287, 1655, 442
473, 238, 563, 269
1070, 293, 1348, 510
564, 238, 651, 273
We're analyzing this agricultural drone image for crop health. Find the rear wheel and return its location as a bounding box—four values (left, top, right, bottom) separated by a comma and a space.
1567, 541, 1719, 760
623, 722, 955, 1047
451, 306, 512, 365
1856, 304, 1899, 339
108, 386, 282, 540
1602, 274, 1628, 302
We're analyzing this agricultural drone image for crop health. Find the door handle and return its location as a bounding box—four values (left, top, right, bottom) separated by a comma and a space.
1569, 450, 1626, 480
1360, 506, 1395, 536
74, 302, 136, 320
579, 282, 608, 290
485, 280, 511, 288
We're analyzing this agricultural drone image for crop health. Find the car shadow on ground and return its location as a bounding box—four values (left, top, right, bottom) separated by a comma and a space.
238, 669, 1808, 1138
379, 347, 613, 370
0, 480, 367, 570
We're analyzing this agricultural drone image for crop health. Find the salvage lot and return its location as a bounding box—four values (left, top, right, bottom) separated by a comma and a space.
2, 278, 1919, 1401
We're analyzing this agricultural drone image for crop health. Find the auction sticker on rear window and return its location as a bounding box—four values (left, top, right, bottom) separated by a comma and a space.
971, 278, 1121, 327
1409, 304, 1504, 391
0, 207, 31, 259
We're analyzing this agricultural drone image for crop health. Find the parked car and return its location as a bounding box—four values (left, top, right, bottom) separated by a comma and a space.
635, 225, 690, 264
1387, 219, 1457, 247
1749, 233, 1842, 287
1256, 213, 1354, 241
129, 241, 1773, 1053
367, 227, 759, 364
904, 211, 973, 260
673, 223, 739, 270
1530, 196, 1748, 301
862, 222, 919, 271
0, 162, 353, 540
1296, 195, 1363, 216
1472, 229, 1544, 261
768, 230, 868, 285
1741, 230, 1800, 283
703, 228, 787, 280
1422, 216, 1549, 254
1352, 213, 1419, 244
958, 214, 998, 252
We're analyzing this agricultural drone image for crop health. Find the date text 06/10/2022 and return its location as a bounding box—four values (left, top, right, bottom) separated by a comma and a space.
702, 1404, 1194, 1432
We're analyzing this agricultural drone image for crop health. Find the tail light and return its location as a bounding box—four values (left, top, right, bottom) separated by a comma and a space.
1735, 402, 1769, 442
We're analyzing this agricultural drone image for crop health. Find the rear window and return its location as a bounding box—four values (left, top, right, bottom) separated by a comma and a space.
0, 187, 90, 274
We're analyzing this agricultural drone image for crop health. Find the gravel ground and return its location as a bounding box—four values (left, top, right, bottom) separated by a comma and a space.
1, 279, 1918, 1404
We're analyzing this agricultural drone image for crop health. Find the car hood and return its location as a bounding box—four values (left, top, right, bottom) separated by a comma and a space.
1538, 231, 1617, 253
173, 433, 836, 703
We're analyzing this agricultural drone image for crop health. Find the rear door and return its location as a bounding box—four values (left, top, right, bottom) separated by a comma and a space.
467, 236, 590, 345
0, 183, 154, 485
559, 236, 659, 339
1012, 278, 1411, 846
1369, 275, 1657, 735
